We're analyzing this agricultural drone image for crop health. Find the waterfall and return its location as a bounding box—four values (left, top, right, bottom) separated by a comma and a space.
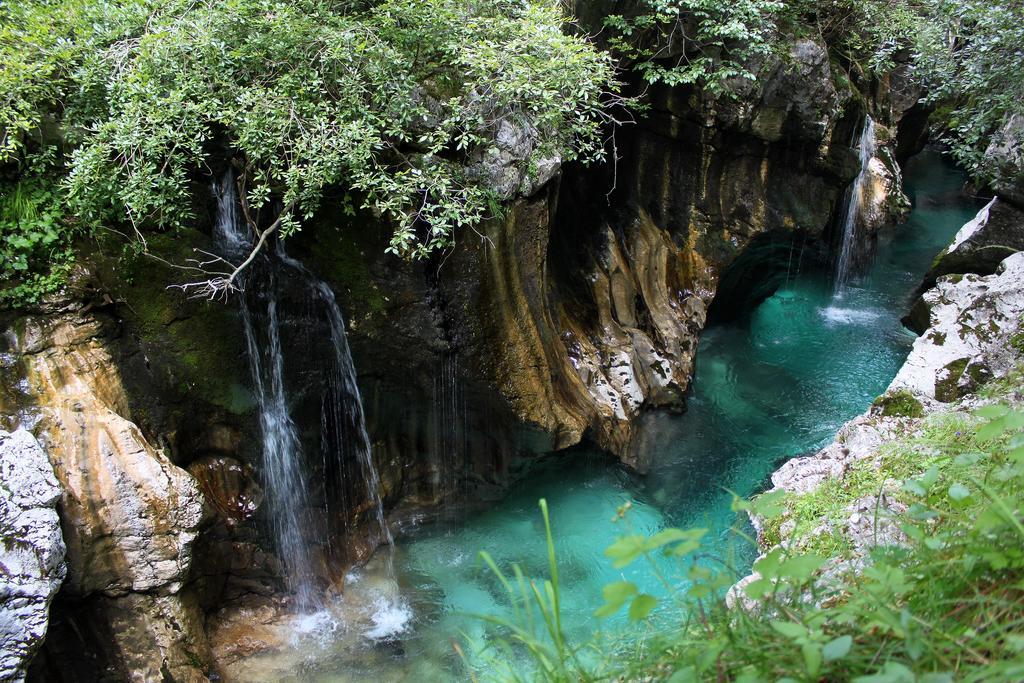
213, 172, 317, 605
432, 353, 467, 521
834, 116, 877, 296
304, 270, 396, 564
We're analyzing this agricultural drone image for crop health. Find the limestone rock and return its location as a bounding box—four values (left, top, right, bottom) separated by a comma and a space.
891, 252, 1024, 402
17, 314, 206, 596
0, 429, 66, 683
466, 119, 562, 201
842, 494, 908, 556
860, 150, 910, 235
986, 113, 1024, 207
922, 197, 1024, 288
768, 414, 909, 495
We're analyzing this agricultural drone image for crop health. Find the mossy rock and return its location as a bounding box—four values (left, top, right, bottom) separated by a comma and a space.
934, 357, 970, 403
92, 229, 253, 414
872, 389, 925, 418
294, 218, 387, 317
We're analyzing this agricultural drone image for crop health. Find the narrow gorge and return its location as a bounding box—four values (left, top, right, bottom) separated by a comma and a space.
1, 1, 1023, 681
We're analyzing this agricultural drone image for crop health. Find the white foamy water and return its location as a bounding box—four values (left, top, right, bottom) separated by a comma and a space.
820, 306, 881, 325
292, 610, 340, 640
364, 597, 413, 641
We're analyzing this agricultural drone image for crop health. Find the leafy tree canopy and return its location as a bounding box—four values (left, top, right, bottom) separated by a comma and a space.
914, 0, 1024, 190
1, 0, 619, 299
1, 0, 1022, 306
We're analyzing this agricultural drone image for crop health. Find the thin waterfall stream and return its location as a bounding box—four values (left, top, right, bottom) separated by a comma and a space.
278, 251, 396, 567
213, 172, 396, 609
834, 116, 877, 296
214, 174, 318, 606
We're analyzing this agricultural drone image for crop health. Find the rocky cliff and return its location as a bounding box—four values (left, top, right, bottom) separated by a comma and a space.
294, 36, 921, 485
1, 309, 214, 681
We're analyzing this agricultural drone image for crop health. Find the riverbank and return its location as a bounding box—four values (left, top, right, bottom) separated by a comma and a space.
745, 230, 1024, 587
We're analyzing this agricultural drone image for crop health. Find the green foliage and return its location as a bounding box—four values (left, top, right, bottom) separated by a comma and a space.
1, 0, 618, 266
0, 173, 75, 306
478, 391, 1024, 681
779, 0, 921, 73
914, 1, 1024, 190
602, 0, 783, 93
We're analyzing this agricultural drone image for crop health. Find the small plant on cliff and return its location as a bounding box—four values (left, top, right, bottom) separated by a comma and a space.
0, 173, 76, 306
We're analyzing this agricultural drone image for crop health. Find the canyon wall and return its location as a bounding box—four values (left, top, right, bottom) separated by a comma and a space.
0, 33, 926, 681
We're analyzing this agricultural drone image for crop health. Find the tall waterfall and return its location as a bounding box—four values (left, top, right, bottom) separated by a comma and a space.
834, 116, 876, 296
213, 172, 317, 605
213, 171, 394, 606
276, 249, 396, 565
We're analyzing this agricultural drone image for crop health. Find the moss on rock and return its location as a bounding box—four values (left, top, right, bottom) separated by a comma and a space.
872, 389, 925, 418
94, 229, 252, 414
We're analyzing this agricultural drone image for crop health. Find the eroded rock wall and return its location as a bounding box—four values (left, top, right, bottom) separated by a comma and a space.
0, 310, 214, 682
402, 38, 919, 469
0, 430, 65, 683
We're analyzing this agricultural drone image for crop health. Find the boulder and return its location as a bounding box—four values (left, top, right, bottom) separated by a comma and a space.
921, 197, 1024, 289
0, 430, 66, 683
891, 252, 1024, 402
17, 315, 206, 596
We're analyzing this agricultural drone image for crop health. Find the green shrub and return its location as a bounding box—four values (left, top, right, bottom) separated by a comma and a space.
0, 175, 75, 307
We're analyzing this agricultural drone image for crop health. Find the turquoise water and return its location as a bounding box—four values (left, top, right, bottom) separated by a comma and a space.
270, 152, 983, 681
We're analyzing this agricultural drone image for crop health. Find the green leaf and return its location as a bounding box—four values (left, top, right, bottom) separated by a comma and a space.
978, 415, 1011, 440
770, 620, 807, 640
853, 661, 915, 683
751, 489, 787, 519
948, 482, 971, 501
823, 635, 852, 661
920, 674, 954, 683
802, 642, 822, 678
743, 578, 771, 600
778, 553, 826, 583
595, 580, 636, 617
604, 535, 647, 568
667, 667, 697, 683
628, 594, 657, 620
975, 403, 1010, 419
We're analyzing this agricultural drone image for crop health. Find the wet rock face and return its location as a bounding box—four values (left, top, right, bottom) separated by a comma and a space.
16, 315, 207, 596
893, 252, 1024, 403
0, 429, 66, 683
5, 313, 213, 682
188, 456, 263, 527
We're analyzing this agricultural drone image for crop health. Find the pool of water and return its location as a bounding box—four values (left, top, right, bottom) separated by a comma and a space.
233, 152, 983, 681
